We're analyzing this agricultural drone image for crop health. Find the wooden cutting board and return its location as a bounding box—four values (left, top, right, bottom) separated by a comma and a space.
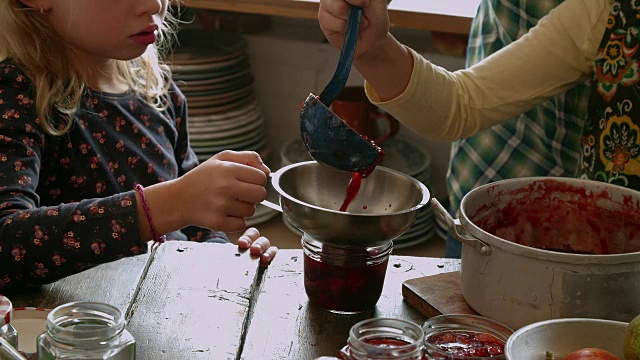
402, 271, 478, 317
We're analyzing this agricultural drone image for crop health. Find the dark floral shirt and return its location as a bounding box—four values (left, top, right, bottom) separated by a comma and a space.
0, 60, 227, 291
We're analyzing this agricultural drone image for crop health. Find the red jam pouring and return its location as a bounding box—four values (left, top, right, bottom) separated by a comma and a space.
426, 330, 505, 358
339, 136, 385, 212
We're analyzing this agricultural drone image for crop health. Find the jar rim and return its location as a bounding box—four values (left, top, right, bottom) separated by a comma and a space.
46, 302, 125, 344
349, 317, 424, 352
0, 296, 12, 327
422, 314, 514, 359
302, 236, 393, 263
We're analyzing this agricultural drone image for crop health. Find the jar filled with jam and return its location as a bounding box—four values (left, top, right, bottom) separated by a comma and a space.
302, 234, 392, 314
339, 318, 425, 360
422, 315, 514, 359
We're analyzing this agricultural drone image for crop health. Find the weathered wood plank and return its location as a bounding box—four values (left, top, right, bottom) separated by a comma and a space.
8, 253, 150, 313
240, 249, 460, 360
126, 241, 262, 360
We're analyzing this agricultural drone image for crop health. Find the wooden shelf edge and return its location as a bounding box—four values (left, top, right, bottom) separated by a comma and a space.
184, 0, 473, 34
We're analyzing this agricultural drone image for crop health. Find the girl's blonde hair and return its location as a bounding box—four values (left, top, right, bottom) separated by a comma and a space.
0, 1, 180, 136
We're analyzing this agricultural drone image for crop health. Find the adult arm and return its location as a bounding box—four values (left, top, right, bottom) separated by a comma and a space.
364, 0, 610, 141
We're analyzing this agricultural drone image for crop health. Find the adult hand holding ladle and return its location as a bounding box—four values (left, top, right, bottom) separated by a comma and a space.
299, 5, 383, 175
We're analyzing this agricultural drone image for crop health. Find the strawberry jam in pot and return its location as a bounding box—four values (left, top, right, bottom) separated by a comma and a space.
422, 315, 513, 359
339, 318, 425, 359
302, 235, 392, 314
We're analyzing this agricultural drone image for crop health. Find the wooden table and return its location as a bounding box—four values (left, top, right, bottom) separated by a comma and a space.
9, 242, 460, 359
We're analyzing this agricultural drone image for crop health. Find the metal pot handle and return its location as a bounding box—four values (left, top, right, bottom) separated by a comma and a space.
431, 198, 492, 256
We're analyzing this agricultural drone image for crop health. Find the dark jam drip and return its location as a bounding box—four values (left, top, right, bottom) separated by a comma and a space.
303, 252, 388, 313
426, 330, 505, 358
339, 136, 385, 212
340, 172, 363, 212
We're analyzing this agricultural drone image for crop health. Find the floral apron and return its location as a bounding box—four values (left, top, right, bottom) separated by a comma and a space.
579, 0, 640, 189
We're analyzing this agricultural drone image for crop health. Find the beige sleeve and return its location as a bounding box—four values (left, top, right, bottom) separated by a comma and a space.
365, 0, 610, 141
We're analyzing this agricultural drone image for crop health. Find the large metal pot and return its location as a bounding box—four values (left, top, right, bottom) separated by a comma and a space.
262, 161, 430, 246
432, 177, 640, 329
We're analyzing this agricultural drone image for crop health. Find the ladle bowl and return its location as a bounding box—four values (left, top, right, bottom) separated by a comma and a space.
300, 94, 383, 174
261, 161, 430, 246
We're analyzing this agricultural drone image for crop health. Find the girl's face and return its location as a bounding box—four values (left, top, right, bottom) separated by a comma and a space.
43, 0, 168, 62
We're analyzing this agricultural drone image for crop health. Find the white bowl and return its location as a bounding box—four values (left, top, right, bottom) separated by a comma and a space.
505, 318, 628, 359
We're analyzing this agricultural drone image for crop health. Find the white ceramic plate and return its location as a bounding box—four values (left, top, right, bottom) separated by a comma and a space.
12, 307, 51, 354
189, 115, 263, 141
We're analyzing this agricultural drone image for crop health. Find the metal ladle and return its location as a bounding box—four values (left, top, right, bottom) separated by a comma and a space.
299, 6, 382, 174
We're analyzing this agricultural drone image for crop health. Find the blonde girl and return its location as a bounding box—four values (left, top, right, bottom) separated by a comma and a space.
0, 0, 277, 291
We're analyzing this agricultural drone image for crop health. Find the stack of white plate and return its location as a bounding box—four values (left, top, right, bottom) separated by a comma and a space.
170, 30, 276, 226
279, 136, 435, 249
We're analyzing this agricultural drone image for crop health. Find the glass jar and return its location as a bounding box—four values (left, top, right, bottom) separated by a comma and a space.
302, 234, 392, 314
36, 302, 135, 360
0, 295, 19, 359
422, 315, 514, 359
339, 318, 425, 360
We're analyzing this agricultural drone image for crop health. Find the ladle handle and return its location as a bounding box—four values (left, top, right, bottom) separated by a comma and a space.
318, 6, 363, 107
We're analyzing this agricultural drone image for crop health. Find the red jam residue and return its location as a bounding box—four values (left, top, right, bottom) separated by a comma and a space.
471, 179, 640, 255
303, 252, 388, 313
426, 330, 505, 358
339, 136, 385, 212
363, 337, 412, 348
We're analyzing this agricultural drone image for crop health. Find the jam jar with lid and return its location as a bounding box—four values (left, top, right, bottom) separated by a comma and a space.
0, 295, 18, 352
302, 234, 392, 313
339, 318, 425, 360
36, 301, 135, 359
422, 314, 514, 359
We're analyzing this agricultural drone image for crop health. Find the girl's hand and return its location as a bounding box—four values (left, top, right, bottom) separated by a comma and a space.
175, 150, 271, 233
318, 0, 391, 61
237, 227, 278, 266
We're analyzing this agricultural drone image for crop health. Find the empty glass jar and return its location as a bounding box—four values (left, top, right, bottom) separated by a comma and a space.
302, 234, 392, 313
339, 318, 425, 360
36, 302, 135, 359
0, 295, 19, 360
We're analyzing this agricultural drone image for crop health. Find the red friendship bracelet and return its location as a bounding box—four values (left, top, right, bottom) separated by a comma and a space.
135, 184, 166, 250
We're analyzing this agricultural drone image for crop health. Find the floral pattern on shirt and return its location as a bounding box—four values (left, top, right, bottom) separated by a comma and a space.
581, 0, 640, 188
0, 60, 227, 291
594, 3, 640, 102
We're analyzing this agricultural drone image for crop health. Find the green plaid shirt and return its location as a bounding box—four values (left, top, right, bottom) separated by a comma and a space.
447, 0, 591, 219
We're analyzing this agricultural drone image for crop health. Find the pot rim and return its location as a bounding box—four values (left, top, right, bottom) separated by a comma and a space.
459, 176, 640, 264
271, 161, 430, 217
505, 318, 628, 357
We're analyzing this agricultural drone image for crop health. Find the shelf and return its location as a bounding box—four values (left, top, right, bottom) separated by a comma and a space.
184, 0, 479, 34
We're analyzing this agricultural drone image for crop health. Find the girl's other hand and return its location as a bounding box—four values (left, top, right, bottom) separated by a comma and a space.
237, 227, 278, 266
175, 150, 271, 233
318, 0, 391, 60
